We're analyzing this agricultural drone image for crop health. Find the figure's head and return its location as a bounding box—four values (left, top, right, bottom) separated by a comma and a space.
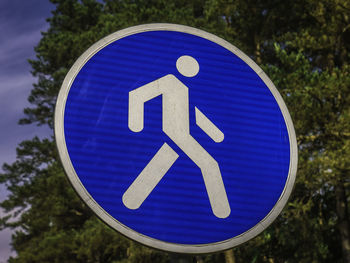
176, 55, 199, 77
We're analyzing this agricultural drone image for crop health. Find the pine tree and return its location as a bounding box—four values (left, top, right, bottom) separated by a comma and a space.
251, 1, 350, 262
1, 0, 349, 262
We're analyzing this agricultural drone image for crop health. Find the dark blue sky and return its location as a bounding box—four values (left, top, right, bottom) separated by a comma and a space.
0, 0, 54, 261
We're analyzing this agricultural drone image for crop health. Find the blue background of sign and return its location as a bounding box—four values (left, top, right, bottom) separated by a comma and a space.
64, 31, 290, 244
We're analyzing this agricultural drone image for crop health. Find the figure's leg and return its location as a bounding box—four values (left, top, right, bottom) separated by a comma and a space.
176, 136, 231, 218
123, 143, 178, 209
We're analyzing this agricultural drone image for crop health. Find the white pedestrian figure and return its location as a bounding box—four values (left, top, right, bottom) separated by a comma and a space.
123, 55, 231, 218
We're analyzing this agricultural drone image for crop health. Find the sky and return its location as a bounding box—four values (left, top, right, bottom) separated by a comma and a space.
0, 0, 54, 261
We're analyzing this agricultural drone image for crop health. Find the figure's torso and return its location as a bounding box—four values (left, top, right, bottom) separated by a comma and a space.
158, 75, 189, 140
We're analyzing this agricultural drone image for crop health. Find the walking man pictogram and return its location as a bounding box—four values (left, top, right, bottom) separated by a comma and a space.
123, 55, 231, 218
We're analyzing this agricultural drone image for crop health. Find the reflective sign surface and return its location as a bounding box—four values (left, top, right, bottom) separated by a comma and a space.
55, 24, 297, 253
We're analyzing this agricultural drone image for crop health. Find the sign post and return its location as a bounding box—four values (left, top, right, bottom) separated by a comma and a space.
55, 24, 297, 253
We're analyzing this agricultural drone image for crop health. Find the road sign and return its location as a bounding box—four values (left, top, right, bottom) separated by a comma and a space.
55, 24, 297, 253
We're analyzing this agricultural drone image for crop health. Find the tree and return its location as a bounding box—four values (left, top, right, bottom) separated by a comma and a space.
267, 1, 350, 261
1, 0, 208, 262
1, 0, 349, 262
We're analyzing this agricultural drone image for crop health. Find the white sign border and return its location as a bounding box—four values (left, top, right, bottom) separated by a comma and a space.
54, 23, 298, 254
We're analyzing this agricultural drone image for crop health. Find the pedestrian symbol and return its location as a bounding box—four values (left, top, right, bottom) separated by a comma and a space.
55, 24, 297, 253
123, 55, 230, 218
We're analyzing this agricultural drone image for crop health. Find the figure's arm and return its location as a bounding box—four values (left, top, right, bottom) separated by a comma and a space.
195, 107, 224, 143
128, 79, 162, 132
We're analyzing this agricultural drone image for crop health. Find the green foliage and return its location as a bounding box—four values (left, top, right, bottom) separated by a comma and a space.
1, 0, 350, 262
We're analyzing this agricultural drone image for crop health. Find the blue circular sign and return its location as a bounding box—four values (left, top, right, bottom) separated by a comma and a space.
55, 24, 297, 253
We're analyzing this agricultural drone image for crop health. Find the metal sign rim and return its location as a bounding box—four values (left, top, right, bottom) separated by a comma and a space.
54, 23, 298, 254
